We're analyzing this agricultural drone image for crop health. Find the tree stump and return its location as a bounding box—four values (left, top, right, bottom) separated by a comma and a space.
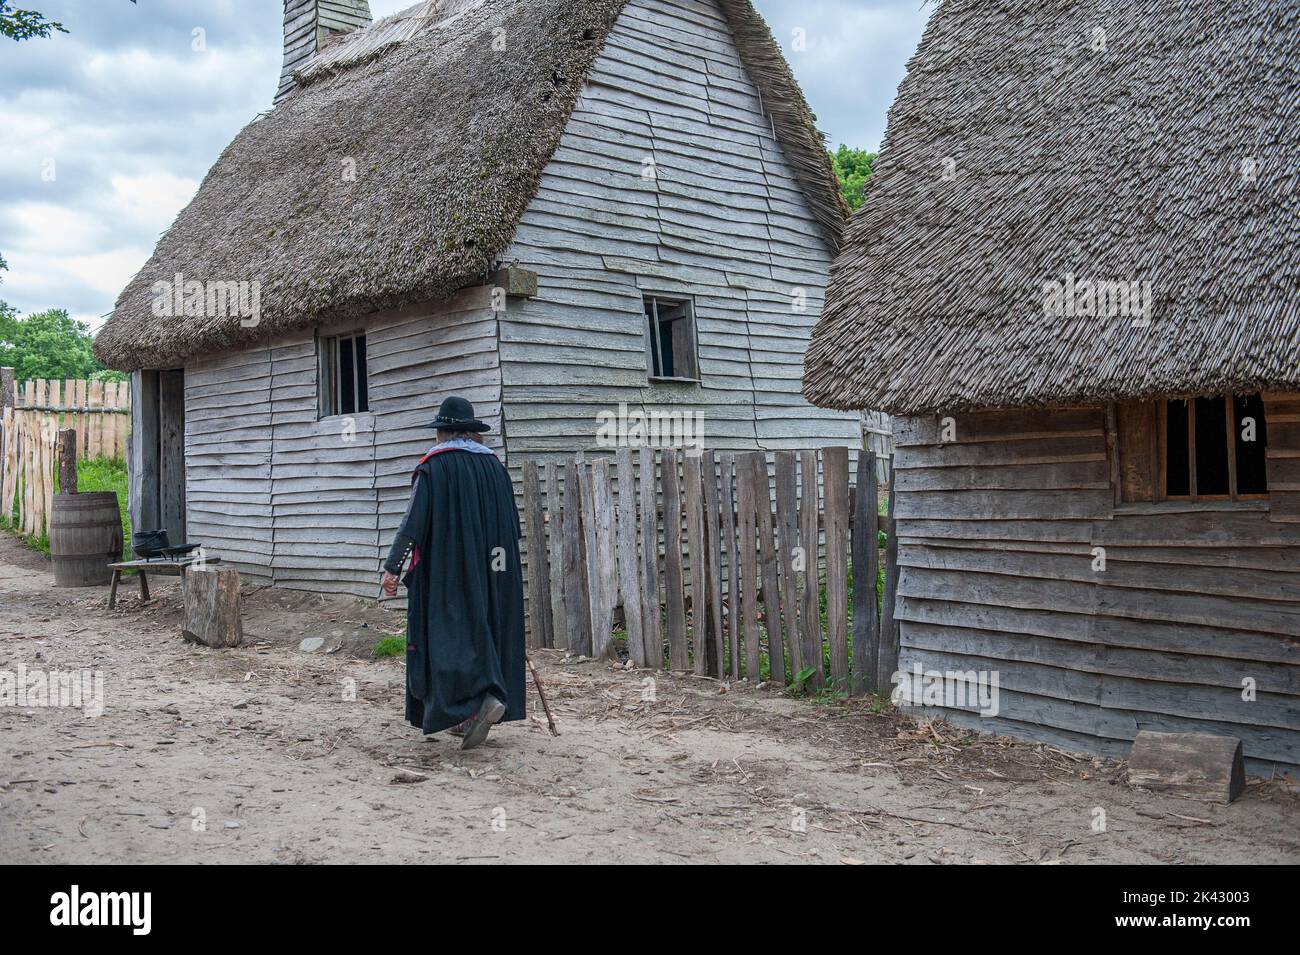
182, 567, 243, 648
1128, 731, 1245, 804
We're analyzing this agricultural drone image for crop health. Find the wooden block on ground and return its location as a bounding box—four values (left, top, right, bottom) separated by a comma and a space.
182, 567, 243, 648
1127, 731, 1245, 804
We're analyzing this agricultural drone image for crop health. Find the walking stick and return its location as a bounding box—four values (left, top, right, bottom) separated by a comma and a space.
526, 653, 560, 737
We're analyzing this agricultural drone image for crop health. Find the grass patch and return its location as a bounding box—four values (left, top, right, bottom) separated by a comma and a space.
372, 635, 406, 658
2, 456, 128, 557
1, 524, 48, 554
76, 457, 130, 546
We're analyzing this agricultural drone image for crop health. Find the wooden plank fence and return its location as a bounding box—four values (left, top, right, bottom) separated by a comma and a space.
0, 372, 130, 538
520, 446, 898, 694
863, 411, 893, 484
7, 376, 131, 460
0, 406, 57, 538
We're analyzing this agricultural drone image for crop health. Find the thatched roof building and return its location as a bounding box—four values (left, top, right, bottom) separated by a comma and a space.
803, 0, 1300, 415
99, 0, 863, 600
95, 0, 845, 372
802, 0, 1300, 776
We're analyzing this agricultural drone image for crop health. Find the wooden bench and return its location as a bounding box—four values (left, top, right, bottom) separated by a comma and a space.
107, 557, 222, 609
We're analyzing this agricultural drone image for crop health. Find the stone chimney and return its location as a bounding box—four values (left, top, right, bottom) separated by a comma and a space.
277, 0, 373, 104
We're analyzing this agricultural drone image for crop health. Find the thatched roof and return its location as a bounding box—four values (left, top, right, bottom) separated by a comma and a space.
803, 0, 1300, 415
95, 0, 846, 371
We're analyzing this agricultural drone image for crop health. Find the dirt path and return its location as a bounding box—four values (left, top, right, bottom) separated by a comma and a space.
1, 535, 1296, 864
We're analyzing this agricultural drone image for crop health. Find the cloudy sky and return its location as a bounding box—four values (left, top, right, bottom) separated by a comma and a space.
0, 0, 934, 331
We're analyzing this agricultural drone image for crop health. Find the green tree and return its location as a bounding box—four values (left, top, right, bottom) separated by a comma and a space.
0, 308, 106, 380
0, 1, 67, 41
2, 1, 135, 42
830, 144, 876, 211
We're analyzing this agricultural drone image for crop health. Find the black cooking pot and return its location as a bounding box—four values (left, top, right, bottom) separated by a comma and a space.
132, 529, 170, 559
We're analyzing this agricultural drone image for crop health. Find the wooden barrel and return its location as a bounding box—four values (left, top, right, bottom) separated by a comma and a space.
49, 492, 123, 587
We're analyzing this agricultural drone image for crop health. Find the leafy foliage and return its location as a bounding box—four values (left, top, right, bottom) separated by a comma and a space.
0, 308, 111, 381
829, 144, 876, 211
76, 456, 130, 546
0, 1, 67, 41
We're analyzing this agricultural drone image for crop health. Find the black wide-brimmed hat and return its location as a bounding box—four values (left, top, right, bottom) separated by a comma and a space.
430, 395, 490, 432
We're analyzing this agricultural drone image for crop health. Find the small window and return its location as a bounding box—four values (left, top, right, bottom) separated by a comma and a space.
1115, 394, 1267, 503
319, 331, 369, 417
644, 294, 700, 382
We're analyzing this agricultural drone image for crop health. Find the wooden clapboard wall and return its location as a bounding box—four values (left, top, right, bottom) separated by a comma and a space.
497, 0, 861, 464
892, 404, 1300, 774
369, 290, 504, 587
1265, 392, 1300, 523
184, 348, 274, 577
182, 288, 502, 595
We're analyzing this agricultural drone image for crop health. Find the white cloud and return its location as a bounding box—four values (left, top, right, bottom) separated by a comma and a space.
61, 248, 150, 323
764, 0, 934, 150
6, 202, 108, 252
106, 172, 200, 231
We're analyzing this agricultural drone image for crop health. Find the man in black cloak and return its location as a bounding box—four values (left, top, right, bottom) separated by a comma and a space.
380, 396, 526, 751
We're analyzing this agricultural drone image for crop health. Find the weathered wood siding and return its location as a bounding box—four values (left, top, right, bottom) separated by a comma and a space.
892, 405, 1300, 774
183, 288, 502, 595
1266, 392, 1300, 523
498, 0, 859, 470
184, 349, 274, 577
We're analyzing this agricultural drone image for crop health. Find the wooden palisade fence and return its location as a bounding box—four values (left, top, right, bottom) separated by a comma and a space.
521, 446, 899, 695
0, 371, 131, 538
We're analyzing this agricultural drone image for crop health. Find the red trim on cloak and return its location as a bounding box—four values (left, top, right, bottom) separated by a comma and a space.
405, 446, 457, 572
416, 446, 457, 469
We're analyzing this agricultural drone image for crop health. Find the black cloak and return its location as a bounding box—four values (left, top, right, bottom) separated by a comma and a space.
383, 447, 526, 734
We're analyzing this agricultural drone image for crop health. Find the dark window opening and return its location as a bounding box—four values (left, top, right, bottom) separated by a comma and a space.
1117, 394, 1268, 503
1164, 399, 1189, 497
319, 331, 369, 417
1192, 395, 1229, 496
1234, 394, 1269, 494
644, 294, 699, 381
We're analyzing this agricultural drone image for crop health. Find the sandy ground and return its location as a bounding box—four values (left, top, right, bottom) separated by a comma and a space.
1, 534, 1297, 865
